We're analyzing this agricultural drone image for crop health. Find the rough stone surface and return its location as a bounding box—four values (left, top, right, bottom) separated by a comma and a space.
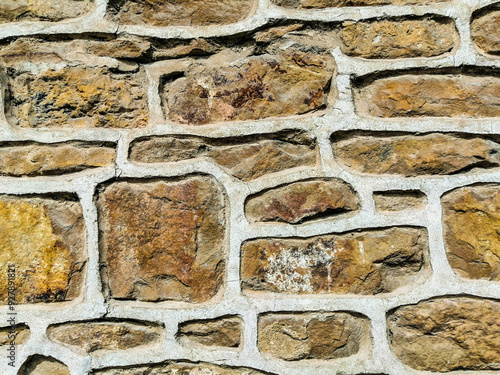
107, 0, 258, 27
97, 176, 226, 303
92, 362, 273, 375
129, 131, 317, 181
0, 142, 116, 177
241, 227, 429, 295
333, 133, 500, 176
0, 324, 30, 346
388, 297, 500, 372
374, 191, 427, 212
0, 195, 85, 304
442, 184, 500, 281
340, 18, 456, 59
472, 9, 500, 55
163, 51, 335, 125
245, 178, 359, 223
19, 356, 70, 375
7, 66, 148, 128
271, 0, 446, 8
0, 0, 93, 24
47, 320, 164, 353
178, 316, 242, 348
258, 312, 369, 360
354, 74, 500, 118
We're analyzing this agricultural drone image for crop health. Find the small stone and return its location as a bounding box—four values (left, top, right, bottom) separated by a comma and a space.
0, 195, 86, 304
241, 227, 429, 295
374, 191, 427, 212
19, 356, 70, 375
258, 312, 370, 360
341, 18, 456, 59
471, 8, 500, 55
178, 316, 242, 348
333, 133, 500, 176
0, 0, 93, 23
388, 296, 500, 371
245, 178, 359, 223
271, 0, 447, 8
47, 320, 164, 353
442, 184, 500, 280
0, 324, 30, 346
97, 176, 226, 303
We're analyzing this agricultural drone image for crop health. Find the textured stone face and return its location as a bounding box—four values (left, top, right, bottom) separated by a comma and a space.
442, 184, 500, 280
0, 142, 116, 177
333, 133, 500, 176
0, 0, 93, 23
271, 0, 446, 8
0, 196, 85, 304
97, 176, 226, 303
92, 362, 273, 375
241, 227, 429, 295
245, 178, 359, 224
258, 312, 369, 360
163, 51, 335, 125
178, 316, 242, 348
388, 297, 500, 371
374, 191, 427, 212
472, 9, 500, 55
7, 66, 148, 128
19, 356, 70, 375
107, 0, 257, 26
355, 75, 500, 117
341, 18, 456, 59
0, 324, 30, 346
129, 131, 317, 181
47, 320, 163, 353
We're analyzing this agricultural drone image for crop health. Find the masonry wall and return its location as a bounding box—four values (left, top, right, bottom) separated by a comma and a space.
1, 0, 500, 374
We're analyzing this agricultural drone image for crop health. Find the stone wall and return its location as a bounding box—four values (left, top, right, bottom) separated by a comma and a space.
1, 0, 500, 374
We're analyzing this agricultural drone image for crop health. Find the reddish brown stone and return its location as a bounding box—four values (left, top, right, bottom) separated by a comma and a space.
178, 316, 242, 348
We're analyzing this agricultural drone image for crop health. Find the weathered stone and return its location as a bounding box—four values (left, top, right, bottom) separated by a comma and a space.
245, 178, 359, 224
92, 361, 273, 375
0, 324, 30, 346
241, 227, 429, 295
333, 133, 500, 176
178, 316, 242, 348
97, 176, 226, 303
258, 312, 369, 360
47, 320, 164, 353
442, 184, 500, 280
0, 195, 85, 304
107, 0, 258, 26
0, 142, 116, 177
7, 66, 148, 128
163, 50, 335, 125
354, 74, 500, 118
388, 296, 500, 371
374, 191, 426, 212
472, 8, 500, 55
152, 39, 220, 60
19, 356, 70, 375
129, 131, 317, 181
341, 18, 456, 59
271, 0, 446, 8
0, 0, 93, 24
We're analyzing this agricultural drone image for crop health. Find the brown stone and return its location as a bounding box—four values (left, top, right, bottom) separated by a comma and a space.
333, 133, 500, 176
0, 324, 30, 346
0, 195, 85, 304
472, 8, 500, 55
47, 320, 164, 353
0, 142, 116, 177
388, 296, 500, 371
341, 18, 456, 59
0, 0, 93, 23
92, 361, 273, 375
245, 178, 359, 224
107, 0, 257, 26
258, 312, 369, 360
178, 316, 242, 348
374, 191, 426, 212
442, 184, 500, 280
354, 74, 500, 118
271, 0, 446, 8
7, 66, 148, 128
19, 356, 70, 375
129, 131, 317, 181
241, 227, 429, 295
97, 176, 226, 303
163, 50, 335, 125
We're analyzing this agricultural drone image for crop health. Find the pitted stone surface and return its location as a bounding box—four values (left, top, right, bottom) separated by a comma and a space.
0, 0, 93, 24
97, 176, 226, 303
178, 316, 242, 348
241, 227, 429, 295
